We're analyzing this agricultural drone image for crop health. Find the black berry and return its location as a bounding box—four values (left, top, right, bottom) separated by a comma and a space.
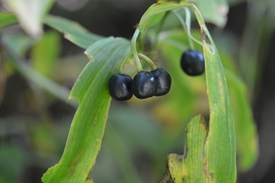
180, 50, 205, 76
151, 68, 171, 96
132, 71, 157, 99
109, 73, 132, 101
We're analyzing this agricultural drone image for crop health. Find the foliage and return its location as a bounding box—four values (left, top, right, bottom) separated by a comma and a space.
0, 0, 261, 182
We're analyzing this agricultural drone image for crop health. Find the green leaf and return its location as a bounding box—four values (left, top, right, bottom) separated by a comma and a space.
154, 30, 206, 133
44, 15, 104, 49
142, 2, 236, 182
139, 0, 228, 35
159, 11, 257, 179
42, 37, 131, 183
159, 29, 258, 172
138, 1, 190, 34
2, 0, 55, 38
0, 12, 17, 29
160, 27, 237, 181
226, 70, 258, 171
185, 5, 237, 180
31, 30, 61, 78
201, 25, 236, 181
160, 115, 207, 183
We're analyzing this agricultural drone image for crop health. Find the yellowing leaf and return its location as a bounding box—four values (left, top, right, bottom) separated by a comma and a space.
160, 115, 207, 183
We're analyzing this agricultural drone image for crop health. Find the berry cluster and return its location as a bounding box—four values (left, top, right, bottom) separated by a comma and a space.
180, 50, 205, 76
109, 68, 171, 101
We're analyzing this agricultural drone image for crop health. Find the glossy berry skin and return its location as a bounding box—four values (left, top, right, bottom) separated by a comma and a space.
132, 71, 157, 99
109, 73, 132, 101
180, 50, 205, 76
151, 68, 171, 96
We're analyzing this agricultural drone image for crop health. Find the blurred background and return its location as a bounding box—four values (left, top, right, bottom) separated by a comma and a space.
0, 0, 275, 182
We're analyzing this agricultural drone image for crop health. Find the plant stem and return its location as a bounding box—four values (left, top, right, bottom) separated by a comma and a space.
131, 28, 143, 72
189, 4, 214, 52
172, 7, 205, 48
172, 9, 194, 50
138, 53, 157, 70
119, 52, 132, 74
151, 11, 170, 52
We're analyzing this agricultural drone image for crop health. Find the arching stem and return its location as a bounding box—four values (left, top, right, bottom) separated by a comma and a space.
131, 28, 143, 72
138, 53, 157, 71
172, 9, 195, 50
119, 52, 133, 74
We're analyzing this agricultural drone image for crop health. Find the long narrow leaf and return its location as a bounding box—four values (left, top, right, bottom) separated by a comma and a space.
44, 15, 104, 49
138, 2, 236, 182
42, 37, 131, 183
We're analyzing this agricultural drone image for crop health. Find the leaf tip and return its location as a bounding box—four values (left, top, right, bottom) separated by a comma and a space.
84, 52, 93, 61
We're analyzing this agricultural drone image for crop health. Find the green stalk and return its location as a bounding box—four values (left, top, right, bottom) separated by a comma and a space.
119, 52, 132, 74
172, 9, 203, 48
138, 53, 157, 70
172, 9, 194, 49
151, 11, 170, 52
131, 28, 143, 72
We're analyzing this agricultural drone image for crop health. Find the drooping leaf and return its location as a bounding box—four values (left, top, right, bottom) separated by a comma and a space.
176, 4, 237, 181
0, 12, 17, 29
139, 2, 236, 182
226, 70, 258, 171
44, 15, 104, 49
138, 1, 190, 34
201, 24, 236, 181
31, 30, 61, 78
2, 0, 55, 38
155, 30, 206, 133
158, 29, 258, 172
42, 37, 131, 183
139, 0, 228, 35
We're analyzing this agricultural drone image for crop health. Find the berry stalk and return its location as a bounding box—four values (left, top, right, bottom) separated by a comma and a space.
138, 53, 157, 71
131, 28, 143, 72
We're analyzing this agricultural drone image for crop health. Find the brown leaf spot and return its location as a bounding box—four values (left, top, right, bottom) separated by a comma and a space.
86, 54, 93, 61
86, 177, 94, 183
93, 117, 98, 124
182, 177, 186, 183
210, 173, 214, 183
201, 27, 207, 41
203, 158, 208, 178
68, 149, 84, 175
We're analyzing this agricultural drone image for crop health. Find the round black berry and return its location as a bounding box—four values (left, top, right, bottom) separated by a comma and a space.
132, 71, 157, 99
151, 68, 171, 96
109, 73, 132, 101
180, 50, 205, 76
